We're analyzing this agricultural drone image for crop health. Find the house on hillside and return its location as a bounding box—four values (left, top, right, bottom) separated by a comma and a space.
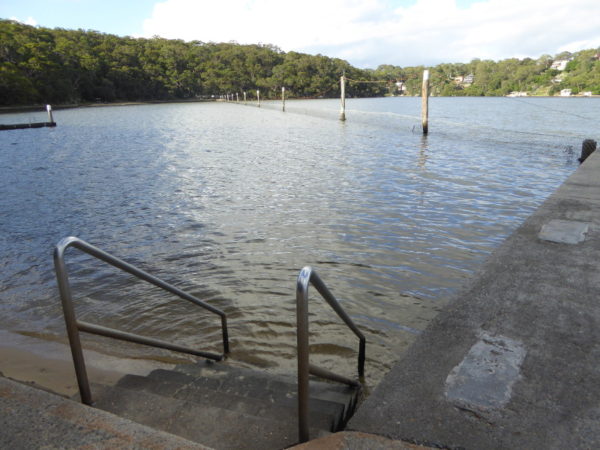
560, 89, 572, 96
453, 74, 474, 86
551, 60, 570, 71
463, 74, 475, 85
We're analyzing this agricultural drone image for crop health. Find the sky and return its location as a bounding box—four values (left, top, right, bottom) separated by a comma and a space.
2, 0, 600, 68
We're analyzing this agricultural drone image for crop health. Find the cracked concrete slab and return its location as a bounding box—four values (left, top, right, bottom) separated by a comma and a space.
538, 219, 589, 244
445, 332, 526, 416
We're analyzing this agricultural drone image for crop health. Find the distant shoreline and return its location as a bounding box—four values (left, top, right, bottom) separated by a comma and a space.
0, 98, 216, 115
2, 94, 599, 116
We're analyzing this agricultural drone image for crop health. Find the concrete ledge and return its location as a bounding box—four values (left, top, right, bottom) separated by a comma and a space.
291, 431, 430, 449
0, 376, 209, 449
349, 151, 600, 449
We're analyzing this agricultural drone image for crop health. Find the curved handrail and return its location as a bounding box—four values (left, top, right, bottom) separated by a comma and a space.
54, 236, 229, 405
296, 266, 365, 443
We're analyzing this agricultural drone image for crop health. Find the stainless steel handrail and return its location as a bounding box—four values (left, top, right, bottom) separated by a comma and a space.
54, 236, 229, 405
296, 266, 365, 443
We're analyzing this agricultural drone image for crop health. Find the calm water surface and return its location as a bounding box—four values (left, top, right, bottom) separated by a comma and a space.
0, 97, 596, 386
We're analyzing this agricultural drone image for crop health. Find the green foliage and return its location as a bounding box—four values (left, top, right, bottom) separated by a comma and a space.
378, 50, 600, 97
0, 19, 382, 105
1, 18, 600, 105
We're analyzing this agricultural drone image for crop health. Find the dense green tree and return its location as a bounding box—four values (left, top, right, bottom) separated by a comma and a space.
2, 19, 600, 105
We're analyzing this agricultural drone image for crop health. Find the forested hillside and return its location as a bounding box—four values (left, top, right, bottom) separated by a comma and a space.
384, 51, 600, 97
1, 19, 600, 106
0, 19, 379, 105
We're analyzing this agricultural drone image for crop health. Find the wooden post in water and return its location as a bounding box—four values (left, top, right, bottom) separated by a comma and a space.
1, 104, 56, 130
282, 87, 286, 112
257, 90, 261, 107
421, 70, 429, 134
236, 92, 239, 103
340, 75, 346, 121
244, 91, 247, 104
46, 105, 54, 124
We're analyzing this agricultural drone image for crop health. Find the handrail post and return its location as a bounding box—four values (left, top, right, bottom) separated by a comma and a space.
359, 337, 366, 378
221, 315, 230, 354
296, 266, 366, 443
296, 268, 311, 443
54, 236, 230, 405
53, 240, 93, 405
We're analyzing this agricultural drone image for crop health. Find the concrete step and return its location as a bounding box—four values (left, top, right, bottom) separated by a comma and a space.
147, 368, 346, 430
89, 360, 361, 448
116, 373, 336, 431
92, 383, 328, 450
147, 367, 352, 429
176, 361, 361, 420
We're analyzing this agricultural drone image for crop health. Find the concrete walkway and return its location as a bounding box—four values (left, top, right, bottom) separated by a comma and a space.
291, 431, 429, 449
0, 376, 208, 449
348, 150, 600, 449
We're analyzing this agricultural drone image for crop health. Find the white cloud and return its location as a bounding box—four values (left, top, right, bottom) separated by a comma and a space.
10, 16, 38, 27
143, 0, 600, 67
144, 0, 389, 48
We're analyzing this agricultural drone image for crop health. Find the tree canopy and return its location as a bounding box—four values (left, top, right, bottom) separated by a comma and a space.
1, 19, 600, 106
0, 19, 387, 105
374, 51, 600, 97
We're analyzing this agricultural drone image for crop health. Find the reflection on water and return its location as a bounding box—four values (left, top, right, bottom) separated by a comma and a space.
0, 97, 593, 386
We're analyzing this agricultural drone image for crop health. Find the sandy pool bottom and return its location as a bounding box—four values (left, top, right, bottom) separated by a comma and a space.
0, 329, 173, 397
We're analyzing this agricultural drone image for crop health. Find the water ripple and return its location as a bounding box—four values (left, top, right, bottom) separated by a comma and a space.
0, 98, 587, 386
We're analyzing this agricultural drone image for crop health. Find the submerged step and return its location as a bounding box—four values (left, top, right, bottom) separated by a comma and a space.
88, 359, 362, 448
147, 368, 348, 430
93, 384, 328, 450
175, 361, 361, 418
116, 373, 336, 431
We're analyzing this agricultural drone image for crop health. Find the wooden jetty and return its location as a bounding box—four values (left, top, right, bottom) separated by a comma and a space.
0, 105, 56, 131
0, 121, 56, 131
